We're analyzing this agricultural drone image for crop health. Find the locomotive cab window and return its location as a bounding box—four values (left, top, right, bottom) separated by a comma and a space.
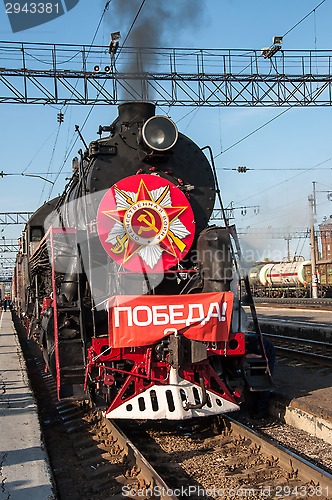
30, 227, 44, 242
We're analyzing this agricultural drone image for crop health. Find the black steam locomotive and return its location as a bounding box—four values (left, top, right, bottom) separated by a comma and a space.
12, 102, 272, 420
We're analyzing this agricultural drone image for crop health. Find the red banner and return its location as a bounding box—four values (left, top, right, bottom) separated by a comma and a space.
108, 292, 234, 348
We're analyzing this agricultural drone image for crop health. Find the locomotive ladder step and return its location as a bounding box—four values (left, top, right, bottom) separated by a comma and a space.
60, 367, 85, 379
60, 372, 85, 381
57, 307, 81, 312
60, 365, 85, 372
242, 356, 274, 391
59, 338, 84, 344
59, 382, 86, 399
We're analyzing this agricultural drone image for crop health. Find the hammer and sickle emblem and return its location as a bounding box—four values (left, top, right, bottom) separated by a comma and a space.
111, 234, 128, 254
137, 210, 159, 235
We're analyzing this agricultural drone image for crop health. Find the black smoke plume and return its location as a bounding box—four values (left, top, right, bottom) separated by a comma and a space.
104, 0, 207, 99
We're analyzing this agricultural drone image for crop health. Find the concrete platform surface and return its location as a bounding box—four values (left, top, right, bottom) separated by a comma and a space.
254, 304, 332, 326
247, 304, 332, 341
271, 358, 332, 444
0, 310, 55, 500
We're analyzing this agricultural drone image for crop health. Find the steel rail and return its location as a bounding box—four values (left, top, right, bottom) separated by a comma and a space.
254, 297, 332, 309
263, 332, 332, 348
104, 419, 178, 499
262, 333, 332, 368
227, 416, 332, 495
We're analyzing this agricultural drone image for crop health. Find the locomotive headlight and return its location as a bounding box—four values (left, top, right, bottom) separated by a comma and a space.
142, 116, 178, 152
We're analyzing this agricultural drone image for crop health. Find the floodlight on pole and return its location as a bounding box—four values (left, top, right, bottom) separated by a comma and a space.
261, 35, 283, 59
109, 31, 121, 56
273, 36, 283, 45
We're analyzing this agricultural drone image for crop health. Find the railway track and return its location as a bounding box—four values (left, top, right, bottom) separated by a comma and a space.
47, 399, 332, 499
56, 401, 177, 499
263, 333, 332, 368
123, 416, 332, 499
253, 298, 332, 310
44, 396, 332, 499
13, 313, 332, 499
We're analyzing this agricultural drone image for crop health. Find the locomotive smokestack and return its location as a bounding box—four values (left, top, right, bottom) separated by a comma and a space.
118, 101, 155, 126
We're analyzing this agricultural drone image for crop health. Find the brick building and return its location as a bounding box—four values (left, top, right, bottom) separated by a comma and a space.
319, 217, 332, 260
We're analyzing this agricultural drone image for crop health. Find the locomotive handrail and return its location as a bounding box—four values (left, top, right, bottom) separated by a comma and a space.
28, 226, 77, 261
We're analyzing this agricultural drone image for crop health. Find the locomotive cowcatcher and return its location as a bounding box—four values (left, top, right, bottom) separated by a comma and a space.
12, 102, 273, 420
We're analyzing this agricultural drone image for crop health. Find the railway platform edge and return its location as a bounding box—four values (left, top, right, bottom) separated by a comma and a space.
0, 310, 56, 500
270, 360, 332, 445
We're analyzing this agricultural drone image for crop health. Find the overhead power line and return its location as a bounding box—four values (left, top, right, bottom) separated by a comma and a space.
283, 0, 326, 38
0, 172, 54, 184
220, 167, 332, 172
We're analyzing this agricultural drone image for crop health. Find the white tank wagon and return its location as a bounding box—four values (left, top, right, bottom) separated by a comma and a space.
264, 261, 311, 287
248, 260, 311, 297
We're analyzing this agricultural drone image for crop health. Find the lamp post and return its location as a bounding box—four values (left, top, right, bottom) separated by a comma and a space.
308, 191, 318, 299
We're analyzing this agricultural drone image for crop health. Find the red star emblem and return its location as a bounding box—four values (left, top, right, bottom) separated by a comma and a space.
97, 174, 195, 271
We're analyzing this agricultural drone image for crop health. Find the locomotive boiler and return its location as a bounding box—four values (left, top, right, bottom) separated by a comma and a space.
13, 102, 272, 420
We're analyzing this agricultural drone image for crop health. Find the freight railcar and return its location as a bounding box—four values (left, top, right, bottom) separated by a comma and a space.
249, 259, 332, 298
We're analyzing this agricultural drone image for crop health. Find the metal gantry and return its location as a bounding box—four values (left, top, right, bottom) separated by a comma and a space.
0, 257, 16, 265
1, 42, 332, 105
212, 203, 260, 221
0, 242, 20, 252
236, 227, 311, 239
0, 212, 33, 224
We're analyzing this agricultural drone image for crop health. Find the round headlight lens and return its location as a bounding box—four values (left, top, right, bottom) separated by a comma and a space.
150, 129, 166, 146
142, 116, 178, 151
